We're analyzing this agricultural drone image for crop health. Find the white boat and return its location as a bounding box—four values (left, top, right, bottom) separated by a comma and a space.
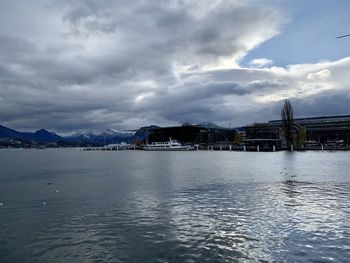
143, 138, 193, 151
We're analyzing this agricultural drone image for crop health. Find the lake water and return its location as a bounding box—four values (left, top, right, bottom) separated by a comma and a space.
0, 149, 350, 262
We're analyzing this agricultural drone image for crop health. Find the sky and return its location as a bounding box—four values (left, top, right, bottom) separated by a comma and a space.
0, 0, 350, 134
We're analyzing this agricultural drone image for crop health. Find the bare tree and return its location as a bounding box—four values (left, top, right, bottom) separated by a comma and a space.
281, 99, 294, 147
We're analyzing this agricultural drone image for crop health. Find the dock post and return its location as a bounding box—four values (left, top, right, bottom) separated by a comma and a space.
291, 145, 293, 152
257, 145, 260, 152
207, 146, 210, 151
196, 145, 199, 151
243, 145, 246, 152
220, 145, 222, 151
321, 144, 324, 152
273, 145, 276, 152
211, 146, 214, 151
229, 145, 232, 152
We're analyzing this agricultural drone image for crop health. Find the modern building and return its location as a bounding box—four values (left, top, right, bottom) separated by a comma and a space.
147, 122, 236, 146
245, 115, 350, 147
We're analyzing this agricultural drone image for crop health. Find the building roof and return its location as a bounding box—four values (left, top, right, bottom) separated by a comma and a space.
269, 114, 350, 123
148, 123, 236, 131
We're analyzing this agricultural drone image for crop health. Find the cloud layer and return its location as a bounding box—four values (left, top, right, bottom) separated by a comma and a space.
0, 0, 349, 133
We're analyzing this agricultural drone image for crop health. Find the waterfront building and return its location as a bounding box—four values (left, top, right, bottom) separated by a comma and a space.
245, 115, 350, 147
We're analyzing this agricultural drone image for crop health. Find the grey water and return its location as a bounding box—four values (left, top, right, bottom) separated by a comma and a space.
0, 149, 350, 263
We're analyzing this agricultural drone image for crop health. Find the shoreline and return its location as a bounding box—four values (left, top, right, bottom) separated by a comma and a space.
2, 146, 350, 152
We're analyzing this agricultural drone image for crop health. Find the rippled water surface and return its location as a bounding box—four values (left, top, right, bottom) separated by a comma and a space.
1, 149, 350, 262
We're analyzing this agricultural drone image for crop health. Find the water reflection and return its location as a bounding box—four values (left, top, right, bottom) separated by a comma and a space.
166, 181, 350, 262
1, 150, 350, 262
5, 187, 350, 262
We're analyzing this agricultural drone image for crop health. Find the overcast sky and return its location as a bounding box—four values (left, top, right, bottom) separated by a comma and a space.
1, 0, 350, 134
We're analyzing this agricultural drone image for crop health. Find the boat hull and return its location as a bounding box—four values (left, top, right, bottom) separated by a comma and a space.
143, 146, 193, 151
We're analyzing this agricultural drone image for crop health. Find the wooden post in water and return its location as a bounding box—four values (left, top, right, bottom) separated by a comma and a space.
229, 145, 232, 152
243, 145, 246, 152
291, 145, 294, 152
321, 144, 324, 152
207, 146, 210, 151
257, 145, 260, 152
220, 145, 222, 151
273, 145, 276, 152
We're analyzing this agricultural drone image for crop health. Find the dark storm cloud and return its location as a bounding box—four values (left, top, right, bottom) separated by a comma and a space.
2, 0, 348, 133
0, 36, 36, 61
131, 78, 290, 125
290, 91, 350, 117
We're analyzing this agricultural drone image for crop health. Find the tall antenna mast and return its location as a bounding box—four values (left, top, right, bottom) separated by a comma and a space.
337, 34, 350, 39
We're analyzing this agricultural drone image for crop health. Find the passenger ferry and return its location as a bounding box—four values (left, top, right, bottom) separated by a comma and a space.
143, 138, 193, 151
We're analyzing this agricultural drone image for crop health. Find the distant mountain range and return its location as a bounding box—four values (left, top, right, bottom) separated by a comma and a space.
0, 123, 223, 146
0, 125, 61, 142
196, 122, 222, 128
0, 124, 157, 145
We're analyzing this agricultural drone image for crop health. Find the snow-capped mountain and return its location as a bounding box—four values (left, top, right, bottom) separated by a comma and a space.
65, 129, 135, 144
70, 131, 96, 139
100, 129, 133, 138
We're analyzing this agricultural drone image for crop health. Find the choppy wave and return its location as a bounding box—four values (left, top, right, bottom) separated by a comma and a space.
1, 150, 350, 262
